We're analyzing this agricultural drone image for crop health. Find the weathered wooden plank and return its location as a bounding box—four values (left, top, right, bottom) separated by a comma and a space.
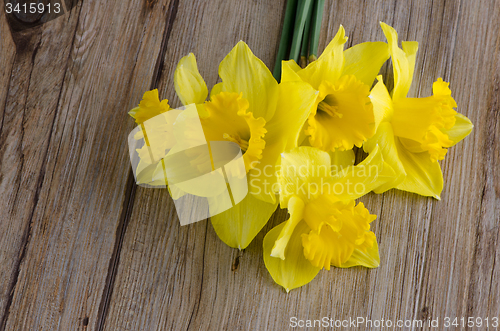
0, 3, 82, 327
0, 7, 17, 323
0, 0, 177, 330
0, 5, 15, 129
417, 0, 500, 325
103, 0, 499, 330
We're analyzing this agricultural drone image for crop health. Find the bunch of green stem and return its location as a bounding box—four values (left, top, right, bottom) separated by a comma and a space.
273, 0, 325, 81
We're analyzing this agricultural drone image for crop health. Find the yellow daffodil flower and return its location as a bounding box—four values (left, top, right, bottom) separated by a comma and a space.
281, 25, 390, 152
174, 42, 318, 249
263, 146, 396, 292
364, 23, 474, 199
128, 89, 170, 125
128, 89, 173, 185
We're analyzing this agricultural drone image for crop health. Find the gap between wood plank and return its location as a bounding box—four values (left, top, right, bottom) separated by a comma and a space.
94, 172, 137, 331
94, 1, 180, 329
185, 221, 209, 330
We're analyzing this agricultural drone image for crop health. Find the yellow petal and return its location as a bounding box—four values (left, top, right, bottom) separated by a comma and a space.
380, 22, 418, 100
248, 81, 317, 203
274, 81, 318, 151
441, 113, 473, 146
394, 137, 444, 199
128, 89, 170, 125
402, 41, 418, 85
281, 60, 302, 82
271, 196, 305, 259
278, 146, 332, 206
363, 122, 406, 193
210, 82, 223, 98
174, 53, 208, 105
341, 234, 380, 268
135, 161, 163, 186
263, 220, 320, 292
298, 25, 348, 89
279, 145, 395, 203
369, 75, 394, 131
211, 192, 278, 249
329, 149, 355, 168
332, 145, 396, 200
219, 41, 279, 121
305, 75, 375, 151
342, 41, 390, 87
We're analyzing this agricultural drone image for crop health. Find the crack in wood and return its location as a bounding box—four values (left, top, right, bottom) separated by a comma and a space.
0, 40, 44, 331
151, 0, 180, 90
0, 1, 84, 329
94, 172, 137, 331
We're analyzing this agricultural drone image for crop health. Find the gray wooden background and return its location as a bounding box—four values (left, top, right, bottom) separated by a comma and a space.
0, 0, 498, 330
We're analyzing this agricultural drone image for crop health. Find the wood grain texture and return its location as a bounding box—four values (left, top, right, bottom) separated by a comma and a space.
0, 0, 498, 330
0, 1, 81, 326
0, 7, 17, 323
0, 0, 175, 329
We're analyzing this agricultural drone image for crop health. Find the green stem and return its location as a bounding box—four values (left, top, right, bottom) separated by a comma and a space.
309, 0, 325, 61
273, 0, 298, 81
289, 0, 314, 63
299, 2, 313, 68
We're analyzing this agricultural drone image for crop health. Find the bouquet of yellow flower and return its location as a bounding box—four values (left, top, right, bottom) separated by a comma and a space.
126, 8, 472, 291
